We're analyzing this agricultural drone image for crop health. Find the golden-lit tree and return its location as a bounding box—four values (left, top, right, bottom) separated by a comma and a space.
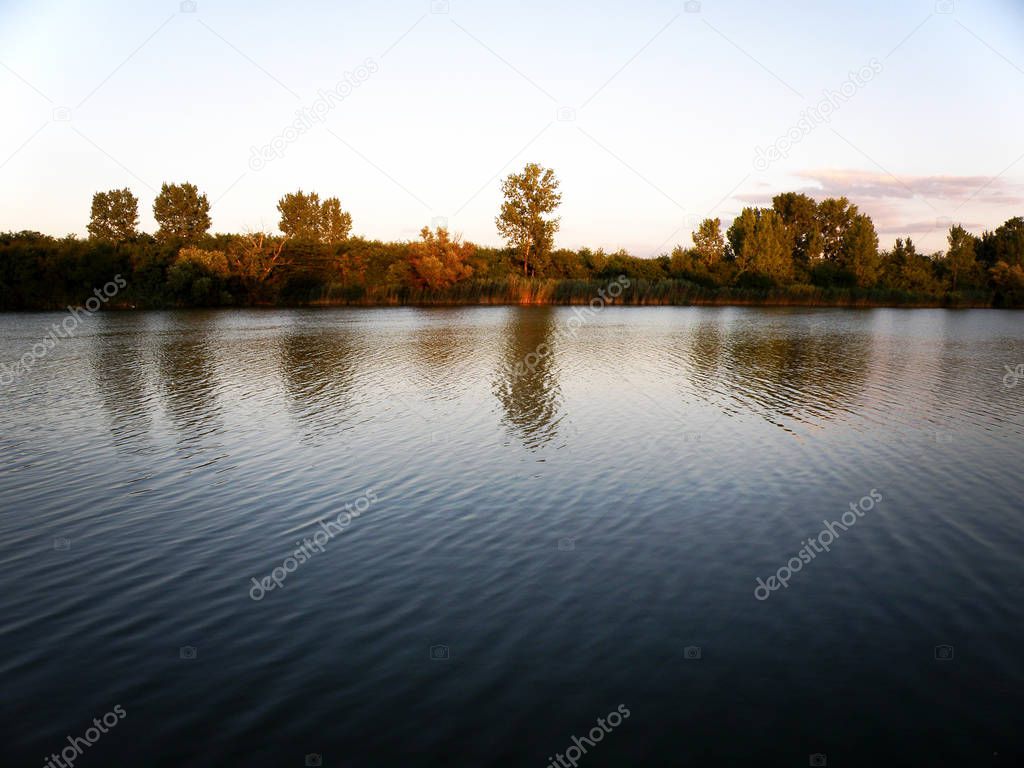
277, 191, 352, 243
88, 188, 139, 242
228, 231, 287, 295
406, 226, 475, 290
692, 218, 727, 268
176, 247, 230, 277
153, 182, 211, 244
496, 163, 561, 276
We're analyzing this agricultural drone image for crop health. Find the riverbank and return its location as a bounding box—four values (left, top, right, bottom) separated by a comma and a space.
276, 278, 998, 310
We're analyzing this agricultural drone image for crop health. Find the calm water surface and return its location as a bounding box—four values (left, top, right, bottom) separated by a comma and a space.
1, 307, 1023, 767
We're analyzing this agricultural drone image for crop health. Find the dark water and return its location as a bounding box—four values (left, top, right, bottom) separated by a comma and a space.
1, 307, 1023, 767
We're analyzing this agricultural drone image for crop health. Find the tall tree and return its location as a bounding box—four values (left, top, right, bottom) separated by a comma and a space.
773, 192, 822, 264
277, 190, 323, 241
882, 237, 937, 293
726, 208, 755, 258
977, 217, 1024, 268
841, 214, 881, 287
945, 224, 977, 291
691, 218, 726, 268
816, 197, 859, 262
277, 191, 352, 243
87, 188, 139, 242
731, 208, 793, 284
153, 182, 212, 244
496, 163, 561, 276
320, 197, 353, 243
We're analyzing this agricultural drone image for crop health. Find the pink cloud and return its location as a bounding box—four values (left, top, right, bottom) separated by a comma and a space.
791, 169, 1024, 206
730, 168, 1023, 247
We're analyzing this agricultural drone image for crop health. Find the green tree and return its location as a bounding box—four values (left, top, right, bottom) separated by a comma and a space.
691, 218, 726, 268
87, 188, 139, 242
277, 191, 322, 241
731, 208, 793, 284
726, 208, 754, 258
977, 217, 1024, 268
277, 191, 352, 243
816, 197, 858, 262
773, 192, 822, 264
496, 163, 561, 276
153, 182, 211, 244
882, 237, 937, 293
945, 224, 977, 291
669, 245, 695, 276
320, 197, 353, 243
842, 214, 880, 287
990, 259, 1024, 305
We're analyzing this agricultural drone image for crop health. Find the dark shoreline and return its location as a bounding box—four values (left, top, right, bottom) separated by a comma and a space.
1, 298, 1005, 312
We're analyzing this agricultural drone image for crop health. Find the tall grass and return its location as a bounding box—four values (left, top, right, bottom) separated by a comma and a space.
305, 278, 988, 308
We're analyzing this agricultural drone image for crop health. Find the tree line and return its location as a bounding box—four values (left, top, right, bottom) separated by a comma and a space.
2, 165, 1024, 309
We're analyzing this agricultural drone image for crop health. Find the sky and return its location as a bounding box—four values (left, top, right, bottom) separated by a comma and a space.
1, 0, 1023, 254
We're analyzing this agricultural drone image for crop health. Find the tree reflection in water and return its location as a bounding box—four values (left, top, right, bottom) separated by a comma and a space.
492, 308, 564, 451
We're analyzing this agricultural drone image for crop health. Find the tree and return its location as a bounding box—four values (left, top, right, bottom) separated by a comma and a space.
168, 248, 230, 306
773, 192, 822, 264
726, 208, 754, 258
945, 224, 977, 291
977, 217, 1024, 268
990, 259, 1024, 305
406, 227, 475, 290
816, 197, 858, 262
277, 191, 322, 241
277, 191, 352, 243
153, 182, 211, 244
841, 214, 880, 287
496, 163, 561, 276
228, 231, 286, 298
731, 208, 793, 284
176, 246, 230, 277
691, 218, 726, 268
320, 197, 353, 243
882, 237, 937, 293
87, 188, 139, 242
669, 246, 695, 276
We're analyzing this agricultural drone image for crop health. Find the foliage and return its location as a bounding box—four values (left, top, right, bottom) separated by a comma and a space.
496, 163, 561, 276
88, 188, 139, 242
277, 190, 352, 243
153, 182, 212, 244
404, 227, 475, 290
692, 218, 727, 268
4, 184, 1024, 309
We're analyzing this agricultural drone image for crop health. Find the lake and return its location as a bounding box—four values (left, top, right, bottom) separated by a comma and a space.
1, 306, 1022, 767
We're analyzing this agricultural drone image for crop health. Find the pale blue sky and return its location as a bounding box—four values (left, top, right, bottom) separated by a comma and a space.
2, 0, 1023, 254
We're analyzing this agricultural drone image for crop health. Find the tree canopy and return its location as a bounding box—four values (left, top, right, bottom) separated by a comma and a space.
88, 188, 139, 243
4, 175, 1024, 309
277, 191, 352, 244
496, 163, 561, 276
153, 182, 212, 244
